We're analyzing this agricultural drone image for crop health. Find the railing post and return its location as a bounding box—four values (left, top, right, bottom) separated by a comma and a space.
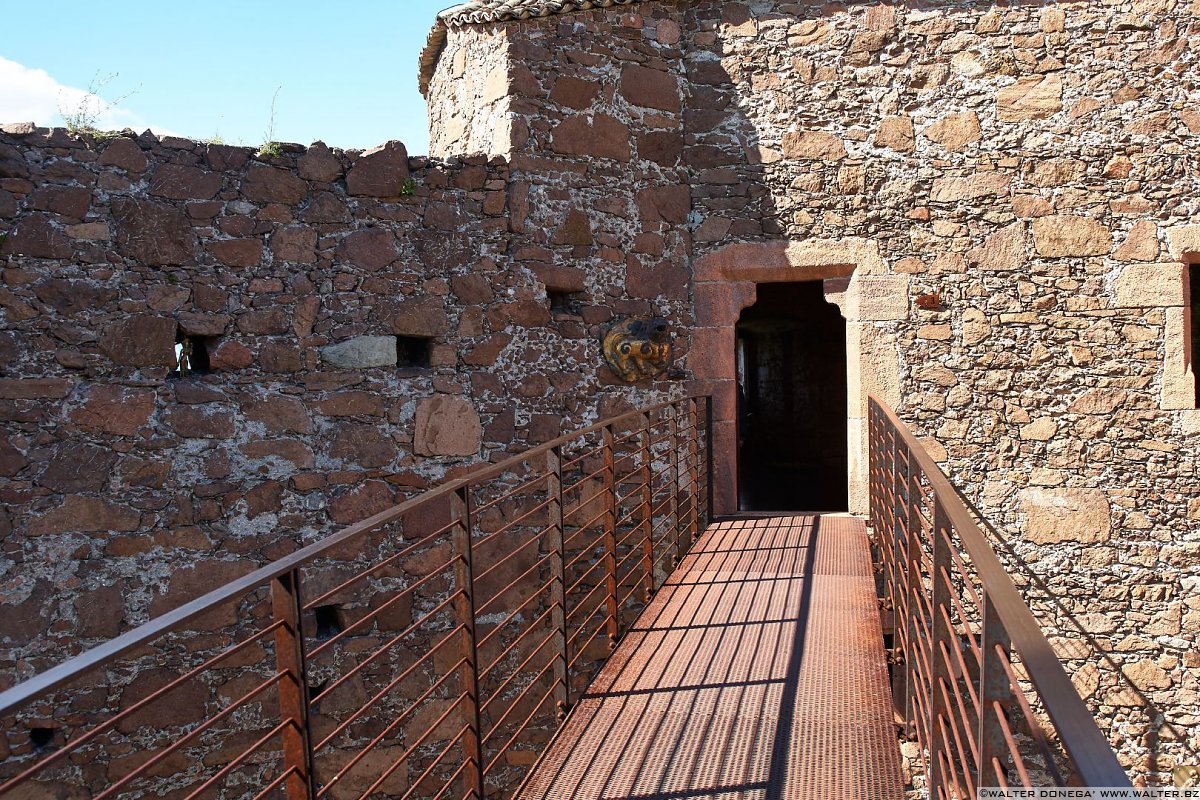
704, 395, 715, 524
977, 592, 1012, 788
928, 498, 953, 800
639, 411, 654, 601
451, 488, 484, 800
546, 446, 569, 720
271, 569, 315, 800
902, 449, 922, 742
686, 398, 700, 548
668, 403, 682, 569
603, 424, 619, 650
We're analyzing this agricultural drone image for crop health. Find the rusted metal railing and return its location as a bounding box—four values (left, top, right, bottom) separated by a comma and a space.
868, 395, 1129, 796
0, 396, 712, 800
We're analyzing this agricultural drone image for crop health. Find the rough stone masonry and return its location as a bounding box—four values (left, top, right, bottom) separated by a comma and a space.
0, 0, 1198, 787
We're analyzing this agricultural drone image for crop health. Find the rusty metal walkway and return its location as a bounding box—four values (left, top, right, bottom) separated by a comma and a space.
517, 514, 903, 800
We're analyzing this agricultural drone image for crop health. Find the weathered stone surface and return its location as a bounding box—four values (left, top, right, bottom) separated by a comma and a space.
1115, 220, 1159, 262
338, 228, 398, 271
163, 406, 236, 439
0, 142, 30, 177
382, 297, 449, 337
112, 198, 198, 266
1165, 224, 1200, 260
923, 111, 981, 150
0, 432, 26, 477
620, 65, 681, 113
997, 74, 1063, 121
329, 422, 398, 468
636, 185, 690, 224
551, 115, 631, 161
149, 164, 222, 200
532, 265, 587, 293
930, 173, 1011, 202
320, 336, 398, 369
1, 213, 73, 259
39, 443, 119, 492
99, 137, 148, 172
1113, 263, 1183, 308
346, 141, 410, 197
242, 165, 307, 204
329, 480, 396, 524
967, 222, 1025, 272
271, 226, 318, 263
780, 130, 846, 161
551, 76, 600, 110
1020, 418, 1059, 441
100, 316, 177, 368
414, 396, 482, 457
29, 496, 141, 535
875, 116, 914, 151
298, 142, 343, 182
72, 386, 156, 435
208, 238, 262, 268
1032, 215, 1111, 257
1019, 488, 1111, 544
553, 209, 593, 246
31, 185, 91, 218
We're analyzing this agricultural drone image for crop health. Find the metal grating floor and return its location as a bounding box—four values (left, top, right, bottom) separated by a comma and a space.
516, 515, 904, 800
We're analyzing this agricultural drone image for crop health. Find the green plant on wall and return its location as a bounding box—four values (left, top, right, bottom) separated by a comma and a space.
256, 85, 284, 159
58, 72, 136, 137
400, 178, 416, 197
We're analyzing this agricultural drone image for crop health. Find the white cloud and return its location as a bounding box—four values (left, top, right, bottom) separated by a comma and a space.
0, 56, 181, 136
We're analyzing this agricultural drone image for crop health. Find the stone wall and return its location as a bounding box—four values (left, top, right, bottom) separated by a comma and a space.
0, 124, 682, 687
426, 0, 1200, 783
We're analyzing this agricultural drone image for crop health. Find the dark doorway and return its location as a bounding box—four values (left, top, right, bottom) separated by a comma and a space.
736, 281, 848, 512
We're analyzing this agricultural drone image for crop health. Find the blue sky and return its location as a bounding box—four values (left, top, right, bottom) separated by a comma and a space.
0, 1, 453, 154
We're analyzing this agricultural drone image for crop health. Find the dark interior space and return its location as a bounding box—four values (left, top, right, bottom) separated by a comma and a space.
1190, 263, 1200, 406
736, 281, 848, 512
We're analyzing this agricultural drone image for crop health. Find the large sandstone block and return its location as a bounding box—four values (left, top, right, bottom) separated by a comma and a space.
781, 130, 846, 161
996, 74, 1063, 121
112, 198, 197, 266
923, 111, 981, 151
930, 173, 1010, 203
1018, 488, 1111, 544
1032, 215, 1111, 257
967, 222, 1026, 272
100, 316, 178, 368
414, 396, 482, 457
29, 495, 141, 535
1165, 224, 1200, 260
320, 336, 398, 369
620, 65, 681, 113
346, 141, 411, 197
551, 115, 631, 162
1113, 263, 1184, 307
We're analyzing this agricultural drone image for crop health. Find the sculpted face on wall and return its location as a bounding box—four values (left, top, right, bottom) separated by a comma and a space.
602, 316, 674, 382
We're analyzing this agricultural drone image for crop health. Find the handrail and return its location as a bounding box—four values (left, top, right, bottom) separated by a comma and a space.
868, 394, 1129, 792
0, 395, 714, 800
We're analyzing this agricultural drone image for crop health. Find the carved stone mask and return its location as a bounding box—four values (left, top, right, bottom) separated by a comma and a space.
602, 316, 673, 383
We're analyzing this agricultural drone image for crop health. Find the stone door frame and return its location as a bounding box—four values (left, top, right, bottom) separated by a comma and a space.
689, 238, 907, 517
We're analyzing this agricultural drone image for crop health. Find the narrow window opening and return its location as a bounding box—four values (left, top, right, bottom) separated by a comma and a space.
29, 727, 54, 751
548, 290, 582, 316
308, 679, 329, 701
171, 330, 211, 378
395, 336, 432, 369
313, 605, 343, 640
1190, 263, 1200, 407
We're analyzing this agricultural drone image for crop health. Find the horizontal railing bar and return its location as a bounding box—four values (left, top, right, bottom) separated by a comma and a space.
0, 617, 286, 789
313, 639, 467, 750
471, 471, 551, 517
314, 592, 463, 702
994, 699, 1034, 787
872, 393, 1123, 787
303, 516, 460, 611
308, 559, 460, 658
0, 396, 706, 717
182, 718, 292, 800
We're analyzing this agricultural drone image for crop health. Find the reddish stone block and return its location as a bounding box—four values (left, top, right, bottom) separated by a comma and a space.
346, 141, 410, 197
414, 396, 482, 457
242, 439, 316, 469
38, 443, 118, 492
0, 142, 29, 178
1, 213, 73, 259
552, 209, 593, 246
163, 406, 235, 439
450, 274, 493, 305
29, 495, 141, 535
337, 228, 398, 271
242, 165, 307, 205
298, 142, 343, 182
30, 185, 91, 219
0, 432, 25, 477
112, 198, 197, 266
242, 395, 312, 434
551, 76, 600, 110
100, 315, 177, 368
207, 238, 262, 268
72, 385, 156, 436
236, 308, 290, 335
694, 280, 755, 327
626, 255, 689, 300
0, 378, 72, 399
314, 391, 385, 418
551, 115, 631, 162
330, 422, 399, 468
381, 295, 449, 336
635, 184, 690, 224
75, 583, 125, 639
328, 480, 396, 524
531, 264, 587, 293
637, 130, 684, 167
208, 339, 253, 370
271, 226, 317, 264
259, 341, 302, 373
148, 163, 223, 200
620, 64, 682, 113
32, 278, 116, 315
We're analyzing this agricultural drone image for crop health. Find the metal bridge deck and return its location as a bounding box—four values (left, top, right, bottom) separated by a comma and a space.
517, 515, 904, 800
